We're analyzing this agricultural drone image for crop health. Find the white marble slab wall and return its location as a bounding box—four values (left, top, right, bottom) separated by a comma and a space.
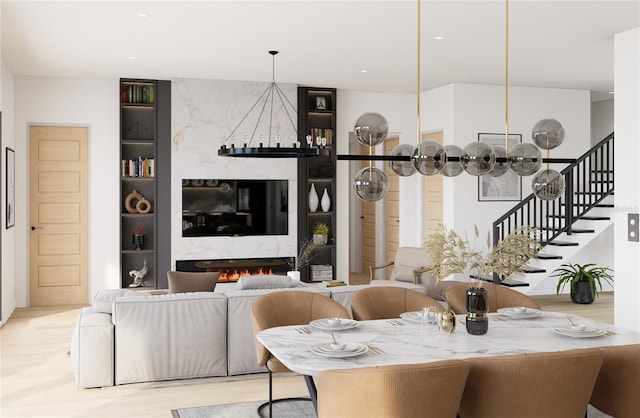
171, 78, 299, 266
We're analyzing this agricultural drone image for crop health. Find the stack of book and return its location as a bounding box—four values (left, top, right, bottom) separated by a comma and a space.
311, 264, 333, 281
122, 156, 155, 177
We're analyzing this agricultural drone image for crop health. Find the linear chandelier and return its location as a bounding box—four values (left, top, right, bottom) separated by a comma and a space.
347, 0, 569, 202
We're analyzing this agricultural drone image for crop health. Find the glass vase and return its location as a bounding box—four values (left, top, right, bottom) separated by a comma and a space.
465, 286, 489, 335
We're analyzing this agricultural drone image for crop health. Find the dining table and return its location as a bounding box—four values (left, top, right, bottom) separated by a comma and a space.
256, 309, 640, 413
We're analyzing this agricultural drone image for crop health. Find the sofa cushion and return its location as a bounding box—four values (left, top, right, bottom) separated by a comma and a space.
234, 275, 293, 290
92, 288, 142, 314
167, 271, 220, 293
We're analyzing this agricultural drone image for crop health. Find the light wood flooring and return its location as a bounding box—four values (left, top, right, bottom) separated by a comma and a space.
0, 292, 613, 417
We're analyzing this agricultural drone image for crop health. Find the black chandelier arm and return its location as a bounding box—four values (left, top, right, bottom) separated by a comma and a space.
337, 154, 577, 164
226, 82, 273, 144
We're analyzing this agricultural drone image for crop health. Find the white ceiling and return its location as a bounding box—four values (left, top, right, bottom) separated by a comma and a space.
2, 1, 639, 101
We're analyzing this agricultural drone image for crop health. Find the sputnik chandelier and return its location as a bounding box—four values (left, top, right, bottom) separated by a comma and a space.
348, 0, 567, 202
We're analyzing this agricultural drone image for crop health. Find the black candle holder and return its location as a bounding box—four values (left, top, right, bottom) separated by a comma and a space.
466, 286, 489, 335
133, 234, 144, 251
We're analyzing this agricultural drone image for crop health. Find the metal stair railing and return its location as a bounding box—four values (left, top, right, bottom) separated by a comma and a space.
492, 133, 614, 249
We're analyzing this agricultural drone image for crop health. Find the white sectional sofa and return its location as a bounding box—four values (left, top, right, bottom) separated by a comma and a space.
70, 277, 426, 388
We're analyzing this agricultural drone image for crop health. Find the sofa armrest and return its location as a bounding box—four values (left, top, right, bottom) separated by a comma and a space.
70, 307, 114, 388
369, 261, 395, 281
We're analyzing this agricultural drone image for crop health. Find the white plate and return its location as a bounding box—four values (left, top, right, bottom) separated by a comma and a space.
309, 343, 369, 358
400, 311, 423, 323
309, 318, 358, 330
552, 326, 607, 338
497, 307, 543, 319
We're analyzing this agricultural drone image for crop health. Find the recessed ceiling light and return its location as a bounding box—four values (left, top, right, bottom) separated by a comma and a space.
434, 36, 444, 40
127, 56, 136, 60
137, 13, 148, 18
361, 69, 368, 73
609, 91, 615, 94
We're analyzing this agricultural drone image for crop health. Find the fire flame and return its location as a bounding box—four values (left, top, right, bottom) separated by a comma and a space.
218, 267, 274, 282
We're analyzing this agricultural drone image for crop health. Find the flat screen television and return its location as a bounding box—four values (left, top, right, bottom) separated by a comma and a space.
182, 179, 288, 237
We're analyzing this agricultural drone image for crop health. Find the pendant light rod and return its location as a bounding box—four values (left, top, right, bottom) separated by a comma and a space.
417, 0, 422, 145
505, 0, 510, 154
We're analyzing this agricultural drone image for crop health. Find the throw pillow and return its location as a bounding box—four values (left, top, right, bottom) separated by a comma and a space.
92, 288, 143, 314
389, 264, 422, 283
167, 271, 220, 293
235, 275, 293, 290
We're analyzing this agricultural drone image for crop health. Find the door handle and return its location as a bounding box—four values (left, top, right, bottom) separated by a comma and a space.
31, 226, 44, 231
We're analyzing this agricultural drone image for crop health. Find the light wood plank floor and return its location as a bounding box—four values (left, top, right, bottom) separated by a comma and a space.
1, 293, 613, 417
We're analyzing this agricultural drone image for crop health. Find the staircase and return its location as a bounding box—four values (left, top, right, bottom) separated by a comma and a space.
492, 133, 614, 295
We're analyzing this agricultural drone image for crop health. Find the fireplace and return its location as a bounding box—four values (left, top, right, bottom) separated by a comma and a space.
176, 257, 289, 282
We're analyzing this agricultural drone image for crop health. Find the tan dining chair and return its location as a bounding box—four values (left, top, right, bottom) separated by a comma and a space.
317, 360, 469, 418
459, 348, 604, 418
589, 344, 640, 418
444, 282, 541, 314
251, 291, 350, 418
350, 286, 445, 321
166, 270, 220, 293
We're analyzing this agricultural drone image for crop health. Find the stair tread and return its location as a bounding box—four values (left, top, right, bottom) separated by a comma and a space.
580, 216, 611, 220
547, 240, 580, 247
567, 228, 595, 233
519, 266, 546, 273
536, 253, 563, 260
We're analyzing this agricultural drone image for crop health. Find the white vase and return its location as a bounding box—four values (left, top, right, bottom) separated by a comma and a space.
321, 188, 331, 212
287, 271, 301, 281
309, 183, 319, 212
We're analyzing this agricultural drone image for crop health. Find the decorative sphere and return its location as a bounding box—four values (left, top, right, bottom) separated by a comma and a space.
532, 119, 565, 150
441, 145, 464, 177
488, 145, 511, 177
462, 142, 495, 176
388, 144, 416, 177
532, 169, 565, 201
510, 143, 542, 176
354, 112, 388, 146
412, 140, 446, 175
353, 167, 389, 201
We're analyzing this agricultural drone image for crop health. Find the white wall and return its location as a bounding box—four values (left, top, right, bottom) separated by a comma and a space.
447, 84, 590, 252
171, 79, 298, 265
591, 98, 614, 145
613, 27, 640, 332
336, 90, 415, 280
1, 60, 17, 325
14, 77, 120, 306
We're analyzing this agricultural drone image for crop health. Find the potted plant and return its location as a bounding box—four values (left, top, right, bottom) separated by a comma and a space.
551, 263, 614, 304
286, 238, 317, 281
312, 222, 330, 246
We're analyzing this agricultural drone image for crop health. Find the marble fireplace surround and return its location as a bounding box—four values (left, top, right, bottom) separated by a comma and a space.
171, 78, 299, 270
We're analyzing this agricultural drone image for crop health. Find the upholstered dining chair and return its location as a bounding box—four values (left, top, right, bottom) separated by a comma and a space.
350, 286, 445, 321
589, 344, 640, 418
317, 360, 469, 418
459, 348, 604, 418
251, 290, 350, 418
444, 282, 541, 314
166, 271, 220, 293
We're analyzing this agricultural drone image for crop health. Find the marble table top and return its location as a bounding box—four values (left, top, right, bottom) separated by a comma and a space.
257, 311, 640, 377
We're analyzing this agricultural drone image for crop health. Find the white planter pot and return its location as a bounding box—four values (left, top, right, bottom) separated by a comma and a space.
287, 271, 301, 281
313, 234, 328, 246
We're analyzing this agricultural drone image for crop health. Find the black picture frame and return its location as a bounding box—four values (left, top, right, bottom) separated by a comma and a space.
478, 133, 522, 202
6, 147, 15, 228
